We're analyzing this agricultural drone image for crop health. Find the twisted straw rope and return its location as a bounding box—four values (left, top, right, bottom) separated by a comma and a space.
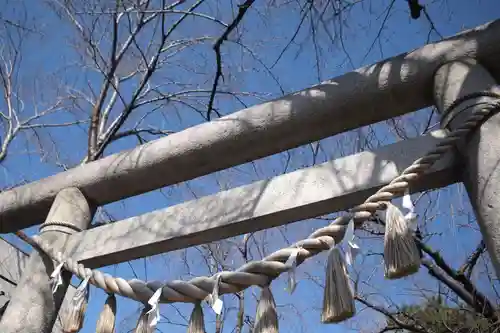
21, 95, 500, 305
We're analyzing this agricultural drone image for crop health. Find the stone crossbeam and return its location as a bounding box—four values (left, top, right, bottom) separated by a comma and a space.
67, 131, 458, 268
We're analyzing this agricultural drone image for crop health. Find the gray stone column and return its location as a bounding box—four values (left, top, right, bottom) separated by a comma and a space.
434, 58, 500, 277
0, 188, 94, 333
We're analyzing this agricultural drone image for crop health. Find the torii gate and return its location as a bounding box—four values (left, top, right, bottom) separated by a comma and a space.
0, 18, 500, 333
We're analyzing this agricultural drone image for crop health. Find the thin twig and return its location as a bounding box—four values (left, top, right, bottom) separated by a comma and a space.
361, 0, 396, 64
110, 128, 174, 142
206, 0, 256, 120
270, 1, 312, 69
458, 240, 486, 278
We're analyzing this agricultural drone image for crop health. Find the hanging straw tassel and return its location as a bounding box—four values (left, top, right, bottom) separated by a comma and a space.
61, 282, 89, 332
96, 293, 117, 333
321, 247, 355, 323
187, 302, 205, 333
133, 308, 152, 333
252, 286, 278, 333
384, 202, 421, 279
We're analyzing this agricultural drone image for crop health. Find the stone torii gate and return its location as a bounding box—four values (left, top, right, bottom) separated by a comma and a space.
1, 18, 500, 333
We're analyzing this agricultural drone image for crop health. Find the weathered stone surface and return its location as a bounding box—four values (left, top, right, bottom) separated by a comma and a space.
0, 238, 77, 333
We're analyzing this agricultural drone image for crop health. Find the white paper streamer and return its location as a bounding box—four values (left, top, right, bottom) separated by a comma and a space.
50, 261, 65, 294
73, 275, 91, 301
343, 219, 361, 266
147, 287, 162, 328
212, 297, 223, 315
206, 274, 223, 315
402, 190, 413, 211
402, 190, 418, 231
284, 247, 300, 293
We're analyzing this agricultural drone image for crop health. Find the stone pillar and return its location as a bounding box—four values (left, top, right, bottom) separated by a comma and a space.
0, 188, 93, 333
434, 58, 500, 277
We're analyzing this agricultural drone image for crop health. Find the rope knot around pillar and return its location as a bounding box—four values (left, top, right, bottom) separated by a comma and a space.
440, 91, 500, 129
39, 220, 83, 235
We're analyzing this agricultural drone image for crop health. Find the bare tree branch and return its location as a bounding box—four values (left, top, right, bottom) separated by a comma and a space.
92, 0, 207, 159
355, 296, 429, 333
110, 127, 174, 143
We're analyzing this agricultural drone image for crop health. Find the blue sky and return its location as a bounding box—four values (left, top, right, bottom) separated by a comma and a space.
0, 0, 499, 332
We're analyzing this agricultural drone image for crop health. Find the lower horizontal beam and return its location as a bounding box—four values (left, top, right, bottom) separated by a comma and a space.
68, 131, 459, 268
